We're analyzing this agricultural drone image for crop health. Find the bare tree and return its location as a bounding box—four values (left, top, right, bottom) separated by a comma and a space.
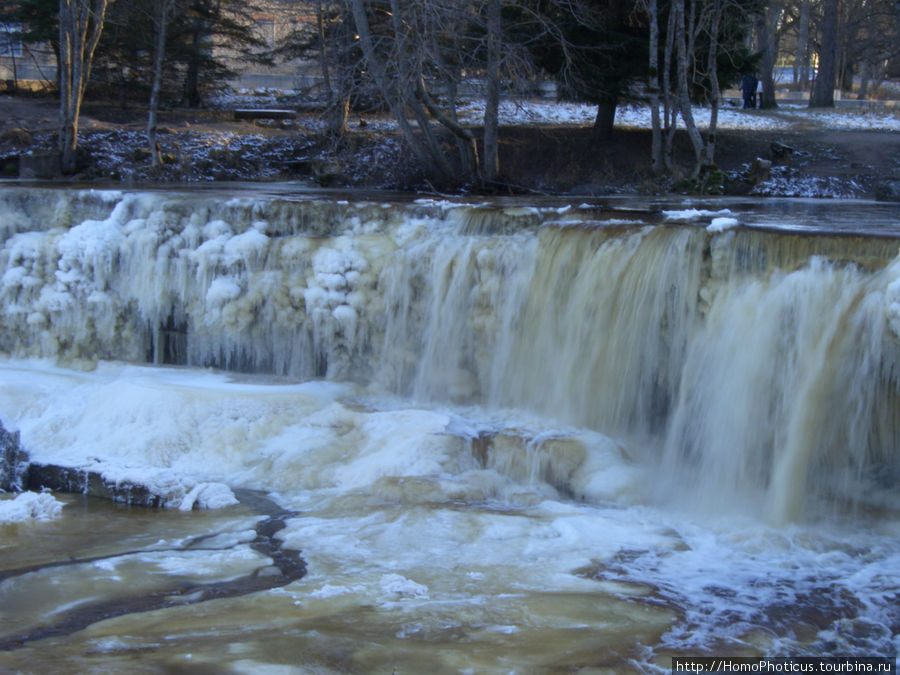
639, 0, 753, 182
316, 1, 352, 135
347, 0, 453, 179
703, 0, 723, 167
645, 0, 663, 174
58, 0, 112, 174
672, 0, 704, 170
147, 0, 175, 166
344, 0, 539, 187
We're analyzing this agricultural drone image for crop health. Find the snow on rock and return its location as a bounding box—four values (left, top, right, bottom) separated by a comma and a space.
96, 468, 238, 511
0, 491, 63, 522
178, 482, 240, 511
223, 228, 269, 267
663, 208, 734, 222
309, 583, 365, 599
24, 460, 239, 511
205, 277, 243, 307
708, 217, 740, 232
378, 573, 429, 602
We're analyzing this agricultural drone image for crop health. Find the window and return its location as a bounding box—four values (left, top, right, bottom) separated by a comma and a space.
0, 24, 23, 58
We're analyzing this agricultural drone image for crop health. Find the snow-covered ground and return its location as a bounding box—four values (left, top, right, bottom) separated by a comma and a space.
217, 87, 900, 133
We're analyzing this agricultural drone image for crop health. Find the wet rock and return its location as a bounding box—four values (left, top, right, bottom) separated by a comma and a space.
748, 157, 772, 184
0, 127, 32, 146
19, 151, 61, 178
26, 464, 168, 507
770, 142, 794, 164
1, 157, 18, 176
873, 181, 900, 202
25, 463, 237, 510
0, 421, 30, 492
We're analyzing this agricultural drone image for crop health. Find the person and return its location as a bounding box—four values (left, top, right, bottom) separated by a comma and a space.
741, 73, 758, 109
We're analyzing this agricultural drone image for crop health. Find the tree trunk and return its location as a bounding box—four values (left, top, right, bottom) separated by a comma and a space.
673, 0, 704, 173
857, 59, 871, 100
482, 0, 501, 183
317, 2, 348, 136
387, 0, 456, 181
592, 99, 616, 141
187, 26, 201, 107
148, 0, 174, 167
757, 2, 780, 109
704, 0, 722, 168
316, 1, 331, 105
796, 0, 811, 89
58, 0, 110, 174
810, 0, 838, 107
647, 0, 663, 175
415, 76, 478, 181
663, 4, 677, 173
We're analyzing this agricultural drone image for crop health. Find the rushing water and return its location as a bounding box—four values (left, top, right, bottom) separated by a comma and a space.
0, 186, 898, 672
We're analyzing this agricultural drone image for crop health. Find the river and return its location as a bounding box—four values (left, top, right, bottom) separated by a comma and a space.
0, 185, 897, 672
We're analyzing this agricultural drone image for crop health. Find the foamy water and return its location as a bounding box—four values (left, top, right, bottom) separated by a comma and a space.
0, 359, 898, 671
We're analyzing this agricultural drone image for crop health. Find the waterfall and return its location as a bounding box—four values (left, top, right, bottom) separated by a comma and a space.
1, 187, 898, 521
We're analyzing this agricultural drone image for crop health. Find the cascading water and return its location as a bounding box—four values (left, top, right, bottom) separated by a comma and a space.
0, 186, 897, 672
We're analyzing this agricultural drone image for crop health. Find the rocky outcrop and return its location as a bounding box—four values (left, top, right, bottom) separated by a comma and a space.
874, 181, 900, 202
1, 419, 235, 509
25, 464, 167, 507
0, 421, 29, 492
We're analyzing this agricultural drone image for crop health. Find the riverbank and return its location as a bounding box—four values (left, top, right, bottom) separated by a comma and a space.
1, 93, 899, 199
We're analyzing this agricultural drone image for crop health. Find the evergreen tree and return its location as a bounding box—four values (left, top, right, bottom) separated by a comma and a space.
93, 0, 271, 108
518, 0, 650, 141
173, 0, 271, 107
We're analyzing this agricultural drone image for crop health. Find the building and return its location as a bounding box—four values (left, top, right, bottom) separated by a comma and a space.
0, 21, 56, 91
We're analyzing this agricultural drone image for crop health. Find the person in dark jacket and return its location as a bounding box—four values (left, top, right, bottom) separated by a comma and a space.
741, 74, 758, 109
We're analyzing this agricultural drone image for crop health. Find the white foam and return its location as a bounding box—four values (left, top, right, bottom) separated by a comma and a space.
0, 491, 64, 522
886, 271, 900, 340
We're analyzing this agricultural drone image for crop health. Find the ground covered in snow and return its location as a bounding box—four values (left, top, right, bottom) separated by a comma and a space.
1, 91, 899, 198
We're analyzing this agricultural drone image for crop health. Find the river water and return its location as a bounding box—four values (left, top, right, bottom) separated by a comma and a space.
0, 186, 898, 672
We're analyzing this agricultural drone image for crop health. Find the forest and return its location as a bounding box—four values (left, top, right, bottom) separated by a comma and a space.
2, 0, 899, 188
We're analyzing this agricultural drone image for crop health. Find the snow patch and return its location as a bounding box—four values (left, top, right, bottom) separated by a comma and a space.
708, 217, 740, 232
